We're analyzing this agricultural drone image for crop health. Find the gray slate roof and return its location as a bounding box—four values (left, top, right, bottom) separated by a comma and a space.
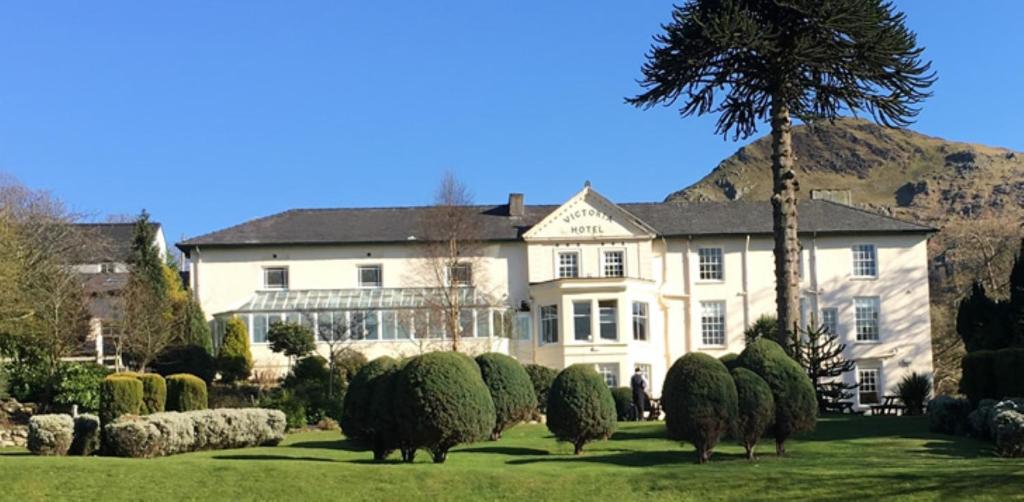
177, 200, 931, 249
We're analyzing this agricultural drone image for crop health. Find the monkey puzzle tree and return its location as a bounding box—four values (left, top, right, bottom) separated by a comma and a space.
628, 0, 934, 336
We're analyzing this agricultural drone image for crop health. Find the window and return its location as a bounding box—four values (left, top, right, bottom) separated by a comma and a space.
632, 302, 648, 341
599, 300, 617, 340
263, 267, 288, 289
700, 301, 726, 346
597, 363, 619, 387
603, 250, 624, 277
852, 244, 878, 278
557, 251, 579, 278
252, 315, 269, 343
854, 297, 880, 342
857, 367, 880, 405
821, 307, 839, 337
573, 301, 592, 341
698, 248, 724, 281
358, 265, 382, 288
540, 305, 559, 344
100, 262, 116, 274
449, 263, 472, 286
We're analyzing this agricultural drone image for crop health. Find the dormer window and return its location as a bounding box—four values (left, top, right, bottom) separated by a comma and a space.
263, 267, 289, 289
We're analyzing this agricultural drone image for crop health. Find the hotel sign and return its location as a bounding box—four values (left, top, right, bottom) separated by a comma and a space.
562, 208, 613, 235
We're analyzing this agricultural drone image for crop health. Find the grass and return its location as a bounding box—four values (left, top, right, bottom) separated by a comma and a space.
1, 415, 1021, 501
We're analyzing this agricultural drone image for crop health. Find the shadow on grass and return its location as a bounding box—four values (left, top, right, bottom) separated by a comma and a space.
507, 448, 750, 467
212, 454, 336, 463
457, 446, 549, 456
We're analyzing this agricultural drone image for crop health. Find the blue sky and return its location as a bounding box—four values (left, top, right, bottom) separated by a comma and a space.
1, 2, 1021, 246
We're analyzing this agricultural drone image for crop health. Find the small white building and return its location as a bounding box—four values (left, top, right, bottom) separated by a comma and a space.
177, 185, 934, 409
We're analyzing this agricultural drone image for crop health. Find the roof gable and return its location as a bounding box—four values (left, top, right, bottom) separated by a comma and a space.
523, 185, 657, 241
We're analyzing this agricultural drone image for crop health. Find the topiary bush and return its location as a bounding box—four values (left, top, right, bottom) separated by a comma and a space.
217, 317, 253, 384
166, 374, 208, 412
993, 409, 1024, 458
135, 373, 167, 414
393, 352, 495, 463
524, 364, 558, 419
475, 353, 537, 439
546, 364, 617, 455
994, 348, 1024, 399
611, 387, 634, 421
103, 408, 286, 458
927, 395, 971, 435
719, 353, 740, 371
731, 367, 775, 460
662, 353, 738, 463
960, 350, 997, 405
736, 338, 817, 455
99, 375, 143, 424
341, 356, 400, 461
152, 344, 217, 384
69, 414, 101, 456
27, 414, 74, 456
53, 362, 112, 413
896, 372, 931, 416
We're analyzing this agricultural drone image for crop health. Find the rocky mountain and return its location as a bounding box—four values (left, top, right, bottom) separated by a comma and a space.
667, 118, 1024, 393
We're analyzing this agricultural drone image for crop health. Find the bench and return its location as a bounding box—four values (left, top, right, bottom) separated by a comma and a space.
869, 395, 906, 416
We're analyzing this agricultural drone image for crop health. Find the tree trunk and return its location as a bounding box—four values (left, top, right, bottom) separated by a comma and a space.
770, 99, 801, 344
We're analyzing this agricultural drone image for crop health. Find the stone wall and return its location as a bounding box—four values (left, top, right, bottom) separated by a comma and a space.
0, 399, 35, 448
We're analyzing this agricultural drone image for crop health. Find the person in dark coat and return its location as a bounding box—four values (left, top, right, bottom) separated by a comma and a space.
630, 367, 648, 421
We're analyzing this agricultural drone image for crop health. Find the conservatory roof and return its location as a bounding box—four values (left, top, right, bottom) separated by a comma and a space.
225, 287, 493, 314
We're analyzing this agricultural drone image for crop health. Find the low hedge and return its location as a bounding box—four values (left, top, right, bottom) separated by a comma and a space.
135, 374, 167, 414
103, 408, 286, 458
166, 374, 208, 412
100, 375, 143, 424
27, 414, 74, 456
70, 414, 101, 456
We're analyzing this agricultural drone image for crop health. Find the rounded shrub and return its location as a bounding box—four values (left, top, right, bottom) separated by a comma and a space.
217, 317, 253, 383
719, 353, 740, 371
475, 353, 537, 439
662, 353, 738, 463
393, 352, 495, 463
731, 367, 775, 460
524, 364, 558, 418
134, 373, 167, 414
99, 375, 143, 424
736, 338, 817, 455
341, 356, 400, 461
166, 374, 208, 412
546, 364, 617, 455
611, 387, 634, 421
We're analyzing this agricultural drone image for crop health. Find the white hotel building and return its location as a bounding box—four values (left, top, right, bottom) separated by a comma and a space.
177, 185, 934, 408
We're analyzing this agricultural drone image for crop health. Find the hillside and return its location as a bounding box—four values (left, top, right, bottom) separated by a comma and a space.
667, 118, 1024, 393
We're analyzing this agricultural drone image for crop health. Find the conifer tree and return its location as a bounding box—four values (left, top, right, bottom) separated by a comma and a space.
629, 0, 934, 338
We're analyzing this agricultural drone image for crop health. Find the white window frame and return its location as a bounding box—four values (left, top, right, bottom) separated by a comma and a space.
856, 365, 881, 406
700, 300, 726, 347
697, 247, 724, 282
851, 244, 878, 279
601, 249, 626, 278
596, 363, 619, 388
556, 250, 581, 279
854, 297, 881, 342
262, 266, 289, 290
632, 301, 648, 341
357, 264, 383, 288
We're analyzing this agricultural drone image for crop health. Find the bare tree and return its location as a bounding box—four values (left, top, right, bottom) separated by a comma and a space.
406, 172, 501, 352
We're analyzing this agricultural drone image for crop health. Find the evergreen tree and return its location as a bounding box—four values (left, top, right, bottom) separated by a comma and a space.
628, 0, 934, 338
789, 323, 856, 413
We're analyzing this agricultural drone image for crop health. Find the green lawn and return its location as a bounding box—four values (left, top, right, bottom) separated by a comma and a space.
1, 416, 1020, 501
